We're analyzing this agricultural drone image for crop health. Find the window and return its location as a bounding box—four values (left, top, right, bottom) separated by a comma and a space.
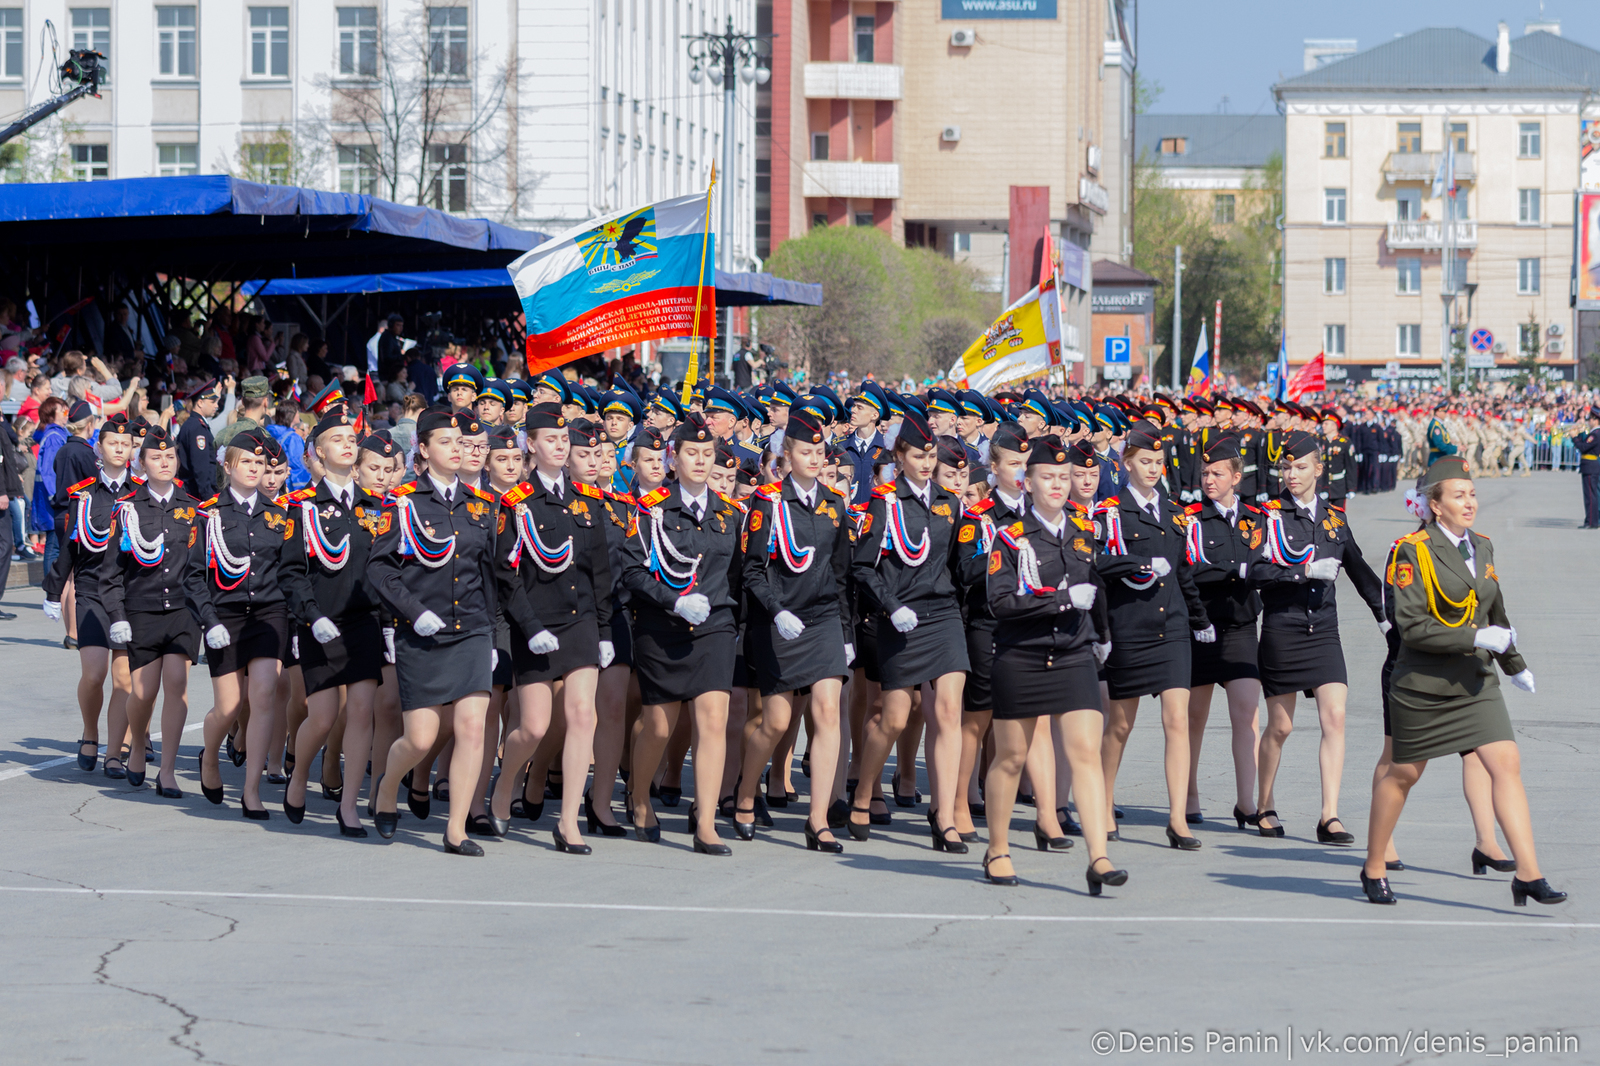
811, 213, 828, 229
245, 142, 290, 184
71, 143, 108, 181
249, 7, 289, 77
854, 212, 874, 227
1396, 257, 1421, 294
1212, 194, 1235, 225
1519, 188, 1541, 224
1324, 187, 1346, 223
1519, 322, 1541, 353
1519, 122, 1541, 158
1445, 252, 1469, 293
1159, 137, 1186, 156
1323, 258, 1346, 294
1396, 324, 1422, 356
1395, 188, 1421, 221
337, 145, 378, 195
156, 144, 197, 177
428, 7, 468, 77
810, 133, 829, 161
2, 9, 22, 79
1323, 121, 1346, 158
71, 8, 110, 81
427, 143, 467, 211
1519, 257, 1541, 294
755, 105, 771, 138
338, 7, 377, 77
1323, 324, 1346, 356
855, 16, 874, 62
155, 7, 196, 77
1449, 122, 1468, 153
955, 233, 971, 253
1396, 122, 1421, 153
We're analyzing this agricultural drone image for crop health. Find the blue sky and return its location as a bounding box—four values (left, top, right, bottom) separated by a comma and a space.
1137, 0, 1600, 116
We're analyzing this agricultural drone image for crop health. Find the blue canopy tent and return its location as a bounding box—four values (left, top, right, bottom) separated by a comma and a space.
242, 267, 824, 307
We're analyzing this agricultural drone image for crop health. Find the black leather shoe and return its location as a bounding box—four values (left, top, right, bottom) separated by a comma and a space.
1386, 860, 1405, 871
1360, 870, 1397, 904
1165, 826, 1202, 850
225, 734, 245, 767
553, 828, 592, 855
846, 803, 872, 842
1316, 817, 1355, 845
805, 821, 843, 853
152, 776, 183, 800
103, 757, 127, 781
1087, 857, 1128, 897
1113, 806, 1125, 820
732, 805, 756, 841
372, 775, 399, 839
126, 768, 146, 788
659, 784, 682, 808
753, 793, 774, 827
76, 739, 98, 772
265, 773, 288, 786
1233, 804, 1261, 829
283, 793, 306, 824
890, 771, 919, 807
1472, 848, 1517, 875
1511, 877, 1568, 906
201, 777, 224, 805
692, 835, 732, 856
1033, 824, 1073, 851
335, 808, 368, 838
1056, 806, 1082, 835
241, 801, 270, 821
633, 821, 661, 843
1257, 809, 1285, 837
322, 784, 343, 802
983, 853, 1020, 886
1185, 811, 1204, 825
931, 825, 969, 855
431, 778, 450, 802
868, 798, 892, 826
584, 791, 627, 837
444, 837, 484, 856
510, 796, 543, 822
406, 786, 431, 821
465, 813, 498, 838
827, 799, 849, 829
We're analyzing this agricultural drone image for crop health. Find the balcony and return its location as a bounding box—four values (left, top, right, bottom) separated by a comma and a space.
1382, 150, 1476, 185
803, 62, 903, 101
802, 161, 901, 199
1078, 177, 1109, 215
1386, 220, 1478, 249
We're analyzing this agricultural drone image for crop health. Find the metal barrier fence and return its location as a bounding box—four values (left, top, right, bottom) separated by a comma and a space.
1531, 433, 1581, 471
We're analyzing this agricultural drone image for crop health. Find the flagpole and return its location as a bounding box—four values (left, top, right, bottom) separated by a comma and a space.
683, 164, 718, 408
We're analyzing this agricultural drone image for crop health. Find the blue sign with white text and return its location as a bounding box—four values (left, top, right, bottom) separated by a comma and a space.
1104, 336, 1131, 363
941, 0, 1057, 18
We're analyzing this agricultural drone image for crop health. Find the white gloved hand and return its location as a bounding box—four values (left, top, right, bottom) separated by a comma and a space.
774, 610, 806, 641
889, 606, 919, 633
42, 601, 62, 621
1305, 558, 1341, 581
1379, 620, 1393, 635
528, 629, 561, 655
1150, 556, 1172, 577
1508, 626, 1518, 646
413, 611, 445, 637
1067, 583, 1097, 610
598, 640, 615, 669
291, 635, 299, 660
108, 621, 132, 644
492, 648, 499, 671
1473, 626, 1512, 654
382, 627, 396, 663
1239, 562, 1249, 579
844, 643, 856, 666
205, 624, 232, 649
674, 593, 711, 625
311, 617, 341, 644
1091, 641, 1113, 666
1194, 624, 1217, 644
1510, 669, 1536, 693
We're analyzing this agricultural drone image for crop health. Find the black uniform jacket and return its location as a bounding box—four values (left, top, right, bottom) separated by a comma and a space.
1249, 494, 1384, 633
184, 488, 292, 631
621, 481, 744, 625
1093, 491, 1210, 643
953, 491, 1026, 630
740, 477, 852, 641
49, 436, 98, 513
1234, 428, 1263, 500
1184, 497, 1264, 629
850, 479, 963, 620
600, 488, 635, 612
986, 509, 1108, 657
175, 414, 216, 499
367, 476, 537, 639
45, 474, 135, 602
279, 480, 387, 627
100, 481, 203, 622
502, 475, 613, 635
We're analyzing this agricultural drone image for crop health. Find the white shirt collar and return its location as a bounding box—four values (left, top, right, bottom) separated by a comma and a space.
679, 484, 709, 514
1128, 485, 1161, 514
1437, 523, 1472, 551
1214, 496, 1238, 522
429, 474, 460, 500
229, 487, 258, 512
148, 484, 175, 504
324, 474, 355, 505
536, 469, 565, 496
904, 477, 932, 507
1293, 494, 1319, 521
995, 487, 1025, 514
790, 475, 818, 508
1031, 505, 1067, 539
102, 472, 126, 492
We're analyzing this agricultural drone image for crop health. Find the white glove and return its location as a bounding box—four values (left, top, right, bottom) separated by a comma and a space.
674, 593, 711, 625
1067, 583, 1097, 610
42, 600, 62, 621
1473, 626, 1512, 654
1379, 620, 1393, 635
1510, 669, 1536, 693
382, 627, 396, 664
1150, 556, 1172, 577
774, 610, 806, 641
311, 617, 341, 644
844, 643, 856, 666
413, 610, 444, 637
1194, 625, 1217, 644
599, 640, 615, 669
108, 621, 132, 644
205, 624, 232, 649
889, 606, 918, 633
1091, 641, 1113, 665
1238, 562, 1249, 579
291, 635, 299, 660
1508, 626, 1518, 646
528, 629, 560, 655
492, 648, 499, 671
1305, 558, 1341, 581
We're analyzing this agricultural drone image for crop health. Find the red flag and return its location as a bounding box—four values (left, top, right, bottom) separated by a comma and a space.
363, 374, 378, 406
1287, 351, 1326, 400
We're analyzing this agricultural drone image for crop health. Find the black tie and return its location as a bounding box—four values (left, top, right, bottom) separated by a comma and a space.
1147, 502, 1159, 521
442, 488, 452, 505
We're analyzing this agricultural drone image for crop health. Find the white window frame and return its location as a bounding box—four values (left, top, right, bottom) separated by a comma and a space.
70, 7, 110, 83
1519, 122, 1541, 159
1519, 188, 1541, 225
1323, 257, 1345, 295
1396, 323, 1422, 357
248, 7, 289, 79
245, 142, 290, 185
1, 9, 23, 81
427, 6, 468, 78
1212, 193, 1235, 225
71, 143, 109, 181
1323, 324, 1346, 356
156, 143, 198, 177
1395, 188, 1421, 222
854, 15, 875, 63
426, 143, 467, 211
337, 144, 378, 195
1323, 187, 1346, 224
1518, 257, 1541, 295
156, 6, 196, 78
1396, 257, 1421, 295
337, 7, 378, 78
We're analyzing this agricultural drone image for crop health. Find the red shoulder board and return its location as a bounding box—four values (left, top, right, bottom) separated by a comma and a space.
388, 483, 417, 499
605, 490, 636, 506
274, 494, 291, 509
1184, 503, 1203, 515
1265, 500, 1283, 509
117, 490, 138, 502
198, 494, 220, 509
872, 481, 897, 497
963, 498, 995, 519
822, 484, 844, 500
501, 481, 535, 507
68, 476, 95, 494
756, 480, 783, 499
574, 481, 602, 499
1101, 496, 1120, 507
131, 475, 146, 486
1008, 521, 1024, 536
469, 485, 496, 503
1242, 504, 1262, 514
637, 487, 671, 509
290, 486, 317, 501
1328, 503, 1345, 513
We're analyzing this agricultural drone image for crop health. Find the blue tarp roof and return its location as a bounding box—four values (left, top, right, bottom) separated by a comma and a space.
246, 268, 824, 308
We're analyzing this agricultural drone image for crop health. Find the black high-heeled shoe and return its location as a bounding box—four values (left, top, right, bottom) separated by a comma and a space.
76, 739, 98, 772
1232, 804, 1260, 829
1033, 824, 1073, 851
754, 793, 774, 828
761, 768, 789, 809
1386, 860, 1405, 871
1087, 856, 1128, 897
890, 771, 919, 807
1360, 870, 1396, 904
126, 767, 146, 788
406, 785, 431, 821
846, 802, 872, 842
372, 775, 399, 839
693, 835, 732, 856
805, 822, 843, 853
241, 800, 270, 821
633, 821, 661, 843
510, 795, 544, 822
584, 791, 627, 837
1056, 806, 1082, 835
732, 804, 757, 842
1256, 809, 1285, 837
983, 853, 1019, 886
322, 784, 342, 802
465, 813, 498, 838
431, 777, 450, 802
1185, 811, 1204, 825
444, 836, 484, 856
800, 750, 811, 779
958, 827, 981, 843
658, 784, 682, 808
827, 799, 849, 829
102, 757, 127, 781
225, 733, 245, 767
1316, 817, 1355, 845
283, 788, 306, 824
152, 775, 183, 800
868, 797, 892, 826
1511, 877, 1568, 906
1472, 848, 1517, 875
552, 827, 592, 855
1165, 825, 1202, 851
931, 824, 969, 855
335, 807, 368, 838
265, 772, 288, 786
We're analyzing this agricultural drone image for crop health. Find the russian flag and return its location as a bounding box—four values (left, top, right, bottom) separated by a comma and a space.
1186, 322, 1211, 397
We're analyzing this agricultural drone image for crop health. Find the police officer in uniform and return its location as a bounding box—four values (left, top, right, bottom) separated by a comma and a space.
1573, 408, 1600, 528
176, 379, 222, 499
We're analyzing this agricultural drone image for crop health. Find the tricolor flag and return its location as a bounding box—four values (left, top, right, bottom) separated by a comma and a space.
945, 278, 1064, 394
1186, 322, 1211, 397
507, 191, 716, 374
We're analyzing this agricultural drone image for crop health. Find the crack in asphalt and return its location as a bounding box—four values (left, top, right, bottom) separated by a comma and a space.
1, 867, 101, 895
68, 796, 124, 832
160, 901, 239, 942
1514, 727, 1587, 755
94, 939, 225, 1065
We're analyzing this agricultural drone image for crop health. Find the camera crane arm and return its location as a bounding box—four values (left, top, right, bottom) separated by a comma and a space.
0, 50, 103, 148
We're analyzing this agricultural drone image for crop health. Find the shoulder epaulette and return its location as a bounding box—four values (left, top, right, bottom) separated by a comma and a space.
605, 490, 636, 506
388, 483, 416, 499
963, 498, 995, 518
1265, 499, 1283, 509
1328, 503, 1345, 513
198, 494, 220, 509
501, 481, 535, 506
1008, 520, 1024, 536
1397, 530, 1429, 546
1101, 496, 1120, 507
637, 487, 671, 510
574, 481, 602, 499
131, 475, 146, 486
1185, 503, 1203, 515
289, 486, 317, 501
1243, 504, 1262, 514
469, 485, 496, 503
68, 476, 95, 494
274, 494, 291, 509
873, 481, 897, 497
756, 481, 782, 499
117, 490, 137, 502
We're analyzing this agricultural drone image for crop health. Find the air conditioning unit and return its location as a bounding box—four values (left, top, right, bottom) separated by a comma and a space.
1492, 342, 1507, 354
1548, 322, 1564, 336
1548, 339, 1565, 353
942, 125, 962, 143
950, 28, 976, 47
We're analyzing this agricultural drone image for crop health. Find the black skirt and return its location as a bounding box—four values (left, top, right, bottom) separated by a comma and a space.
1190, 623, 1260, 687
207, 604, 290, 678
1105, 638, 1191, 700
853, 618, 881, 684
74, 594, 125, 651
964, 626, 996, 713
607, 604, 633, 669
747, 611, 850, 697
732, 624, 752, 689
393, 627, 493, 709
126, 607, 198, 670
631, 608, 737, 705
1259, 625, 1346, 698
875, 608, 970, 690
991, 646, 1101, 720
491, 645, 514, 688
510, 617, 601, 685
298, 617, 385, 696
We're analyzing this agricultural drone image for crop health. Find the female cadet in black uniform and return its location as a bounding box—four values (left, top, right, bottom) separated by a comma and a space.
1251, 430, 1385, 844
622, 412, 744, 855
1182, 434, 1265, 828
357, 431, 406, 803
102, 426, 202, 797
279, 409, 386, 836
1095, 421, 1213, 850
488, 406, 611, 855
189, 429, 295, 818
984, 436, 1123, 892
733, 406, 851, 852
847, 412, 970, 852
367, 409, 539, 855
587, 454, 637, 835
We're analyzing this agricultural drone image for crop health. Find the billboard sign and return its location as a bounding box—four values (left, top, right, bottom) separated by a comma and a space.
1577, 193, 1600, 308
941, 0, 1058, 17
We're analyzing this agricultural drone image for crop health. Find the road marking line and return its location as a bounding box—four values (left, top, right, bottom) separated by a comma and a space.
1, 885, 1596, 929
0, 723, 205, 783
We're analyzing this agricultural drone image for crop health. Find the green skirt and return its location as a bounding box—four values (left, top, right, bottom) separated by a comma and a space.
1388, 676, 1513, 763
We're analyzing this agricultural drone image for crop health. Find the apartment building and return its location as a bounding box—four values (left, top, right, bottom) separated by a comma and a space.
1134, 113, 1283, 231
1274, 23, 1595, 387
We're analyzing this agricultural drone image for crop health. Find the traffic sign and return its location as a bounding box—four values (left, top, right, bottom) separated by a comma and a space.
1104, 336, 1131, 363
1469, 328, 1494, 352
1466, 349, 1495, 369
1102, 363, 1132, 380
